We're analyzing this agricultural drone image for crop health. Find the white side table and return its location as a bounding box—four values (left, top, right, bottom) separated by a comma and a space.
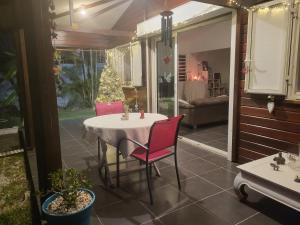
234, 153, 300, 212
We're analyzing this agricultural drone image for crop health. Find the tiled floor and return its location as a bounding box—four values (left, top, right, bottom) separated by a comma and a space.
60, 119, 300, 225
179, 123, 228, 152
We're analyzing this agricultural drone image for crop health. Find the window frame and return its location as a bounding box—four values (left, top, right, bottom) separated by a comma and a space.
287, 1, 300, 100
244, 0, 294, 95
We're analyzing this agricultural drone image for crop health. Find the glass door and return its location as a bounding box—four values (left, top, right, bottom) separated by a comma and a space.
156, 39, 176, 116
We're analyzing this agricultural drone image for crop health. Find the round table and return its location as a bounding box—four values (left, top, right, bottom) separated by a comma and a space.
84, 113, 167, 155
83, 113, 167, 185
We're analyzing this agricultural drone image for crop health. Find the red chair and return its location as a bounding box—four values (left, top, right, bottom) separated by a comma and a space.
116, 115, 184, 204
95, 101, 123, 116
95, 101, 123, 179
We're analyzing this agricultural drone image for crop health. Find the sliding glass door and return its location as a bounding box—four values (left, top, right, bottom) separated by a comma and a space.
156, 39, 177, 116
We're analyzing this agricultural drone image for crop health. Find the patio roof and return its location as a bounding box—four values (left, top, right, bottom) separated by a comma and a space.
53, 0, 190, 48
136, 1, 231, 37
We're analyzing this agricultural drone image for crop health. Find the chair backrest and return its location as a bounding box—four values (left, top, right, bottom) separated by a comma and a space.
148, 115, 184, 153
95, 101, 123, 116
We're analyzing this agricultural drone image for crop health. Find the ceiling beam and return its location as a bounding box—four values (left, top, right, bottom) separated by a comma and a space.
56, 25, 134, 37
77, 0, 130, 23
54, 0, 114, 19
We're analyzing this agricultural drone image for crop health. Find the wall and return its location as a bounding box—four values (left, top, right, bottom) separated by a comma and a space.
177, 19, 231, 93
237, 12, 300, 163
178, 19, 231, 54
192, 48, 231, 91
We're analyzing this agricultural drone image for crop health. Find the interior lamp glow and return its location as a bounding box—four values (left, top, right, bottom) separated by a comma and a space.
80, 8, 86, 16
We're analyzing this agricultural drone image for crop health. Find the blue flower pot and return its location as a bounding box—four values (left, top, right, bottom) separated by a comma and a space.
42, 189, 95, 225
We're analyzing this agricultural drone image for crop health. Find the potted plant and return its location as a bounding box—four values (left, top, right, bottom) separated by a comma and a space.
42, 168, 95, 225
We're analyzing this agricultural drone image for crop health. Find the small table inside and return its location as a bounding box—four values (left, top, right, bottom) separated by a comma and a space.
83, 113, 168, 185
234, 153, 300, 212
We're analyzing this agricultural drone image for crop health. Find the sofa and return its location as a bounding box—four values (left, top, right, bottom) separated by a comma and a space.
178, 81, 229, 129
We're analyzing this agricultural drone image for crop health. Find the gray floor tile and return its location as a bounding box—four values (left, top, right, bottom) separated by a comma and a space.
91, 209, 103, 225
61, 145, 89, 157
159, 165, 195, 186
206, 141, 227, 151
140, 185, 192, 217
197, 191, 257, 225
203, 154, 240, 174
92, 185, 131, 210
177, 176, 222, 201
174, 150, 199, 163
142, 219, 163, 225
65, 157, 98, 171
181, 146, 215, 158
199, 168, 236, 189
120, 171, 170, 196
237, 213, 281, 225
97, 200, 155, 225
241, 187, 300, 225
159, 204, 230, 225
203, 154, 229, 167
154, 159, 174, 169
181, 158, 220, 176
179, 123, 228, 152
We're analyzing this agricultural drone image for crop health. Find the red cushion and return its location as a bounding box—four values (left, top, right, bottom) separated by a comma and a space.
131, 147, 173, 162
95, 101, 123, 116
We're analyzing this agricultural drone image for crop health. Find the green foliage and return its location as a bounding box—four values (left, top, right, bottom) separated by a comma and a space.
56, 50, 102, 109
96, 66, 125, 103
58, 108, 95, 121
0, 51, 18, 108
0, 50, 21, 128
0, 154, 31, 225
49, 168, 91, 209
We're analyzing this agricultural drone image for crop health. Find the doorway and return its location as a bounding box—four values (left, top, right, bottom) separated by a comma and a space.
149, 11, 238, 160
176, 13, 238, 159
177, 17, 231, 153
156, 39, 176, 117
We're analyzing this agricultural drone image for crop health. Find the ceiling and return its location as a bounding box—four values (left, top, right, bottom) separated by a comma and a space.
53, 0, 190, 48
53, 0, 134, 30
52, 0, 272, 49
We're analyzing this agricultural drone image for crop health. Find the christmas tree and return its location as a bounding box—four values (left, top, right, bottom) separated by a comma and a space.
96, 66, 125, 103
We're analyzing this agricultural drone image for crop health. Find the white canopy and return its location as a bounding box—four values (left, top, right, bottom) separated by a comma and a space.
136, 1, 232, 38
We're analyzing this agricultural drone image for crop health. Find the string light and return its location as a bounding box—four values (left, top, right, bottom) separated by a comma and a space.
227, 0, 299, 12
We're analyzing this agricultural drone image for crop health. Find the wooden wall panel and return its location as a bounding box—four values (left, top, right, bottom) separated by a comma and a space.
236, 8, 300, 163
239, 132, 298, 153
54, 30, 110, 49
240, 115, 300, 134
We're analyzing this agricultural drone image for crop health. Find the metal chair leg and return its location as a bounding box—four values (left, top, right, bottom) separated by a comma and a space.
97, 137, 101, 162
116, 148, 120, 187
149, 163, 153, 180
174, 154, 181, 190
104, 166, 108, 183
146, 163, 153, 205
153, 163, 161, 177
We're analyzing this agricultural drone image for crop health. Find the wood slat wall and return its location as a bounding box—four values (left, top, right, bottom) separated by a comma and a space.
237, 12, 300, 162
54, 30, 111, 49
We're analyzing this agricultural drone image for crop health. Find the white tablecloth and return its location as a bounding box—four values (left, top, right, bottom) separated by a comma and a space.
83, 113, 167, 156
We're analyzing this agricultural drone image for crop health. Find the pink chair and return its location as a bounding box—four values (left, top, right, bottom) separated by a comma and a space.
116, 115, 184, 204
95, 101, 124, 180
95, 101, 124, 116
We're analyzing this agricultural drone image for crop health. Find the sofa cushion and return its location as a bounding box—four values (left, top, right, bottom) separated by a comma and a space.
191, 95, 229, 106
178, 99, 195, 109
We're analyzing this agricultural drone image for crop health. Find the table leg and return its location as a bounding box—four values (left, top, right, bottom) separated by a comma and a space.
234, 173, 248, 200
153, 162, 161, 177
98, 140, 114, 187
